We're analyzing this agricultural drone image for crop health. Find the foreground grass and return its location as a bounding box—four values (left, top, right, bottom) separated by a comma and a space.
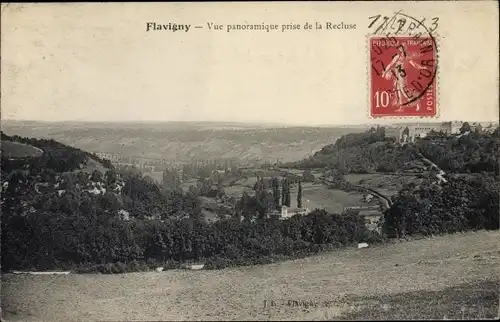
337, 280, 499, 320
2, 230, 498, 321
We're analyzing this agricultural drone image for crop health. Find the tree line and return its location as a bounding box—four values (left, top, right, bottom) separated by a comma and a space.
284, 126, 499, 175
2, 198, 382, 272
385, 173, 499, 237
416, 131, 498, 174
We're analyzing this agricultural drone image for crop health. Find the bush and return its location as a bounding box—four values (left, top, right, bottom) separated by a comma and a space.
127, 260, 147, 272
302, 170, 316, 182
385, 175, 499, 238
163, 260, 181, 270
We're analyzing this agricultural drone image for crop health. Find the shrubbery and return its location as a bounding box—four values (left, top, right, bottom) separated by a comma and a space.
417, 132, 498, 174
1, 207, 382, 273
385, 174, 499, 238
285, 129, 419, 172
285, 128, 498, 175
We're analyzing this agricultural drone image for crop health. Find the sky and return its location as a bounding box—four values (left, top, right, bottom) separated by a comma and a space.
1, 2, 498, 126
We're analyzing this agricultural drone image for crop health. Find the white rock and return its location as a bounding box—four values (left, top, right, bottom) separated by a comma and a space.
11, 271, 70, 275
357, 243, 369, 249
189, 264, 205, 270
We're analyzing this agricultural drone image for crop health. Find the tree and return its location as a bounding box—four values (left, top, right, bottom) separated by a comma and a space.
460, 122, 471, 134
281, 177, 286, 207
302, 170, 315, 182
237, 192, 257, 220
162, 169, 181, 189
90, 170, 103, 182
60, 172, 76, 190
105, 170, 117, 186
253, 176, 264, 192
272, 177, 280, 210
284, 180, 291, 207
297, 181, 303, 208
255, 190, 274, 219
337, 155, 348, 174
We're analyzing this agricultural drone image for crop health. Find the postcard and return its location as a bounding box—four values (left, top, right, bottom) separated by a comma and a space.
1, 2, 498, 321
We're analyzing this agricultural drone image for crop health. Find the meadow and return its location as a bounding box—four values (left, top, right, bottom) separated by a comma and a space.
2, 230, 498, 321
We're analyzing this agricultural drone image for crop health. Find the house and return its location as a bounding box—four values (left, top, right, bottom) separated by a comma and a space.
441, 121, 463, 134
384, 126, 407, 143
387, 122, 469, 144
357, 209, 385, 235
362, 193, 374, 203
408, 124, 443, 140
279, 205, 310, 220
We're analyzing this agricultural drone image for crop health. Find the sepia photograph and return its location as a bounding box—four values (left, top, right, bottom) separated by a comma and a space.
1, 2, 499, 321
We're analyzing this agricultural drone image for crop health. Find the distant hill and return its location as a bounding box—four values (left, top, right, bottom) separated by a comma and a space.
0, 120, 366, 163
282, 127, 419, 172
1, 131, 114, 174
0, 131, 201, 224
284, 126, 499, 175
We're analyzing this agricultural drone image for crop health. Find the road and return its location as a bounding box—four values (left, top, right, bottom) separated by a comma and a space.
351, 184, 392, 209
416, 152, 447, 183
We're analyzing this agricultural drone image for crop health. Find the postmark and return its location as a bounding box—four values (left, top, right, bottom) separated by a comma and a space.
367, 11, 439, 118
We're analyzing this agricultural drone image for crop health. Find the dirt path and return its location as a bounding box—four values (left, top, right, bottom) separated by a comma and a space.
2, 230, 499, 321
417, 152, 448, 183
351, 184, 392, 208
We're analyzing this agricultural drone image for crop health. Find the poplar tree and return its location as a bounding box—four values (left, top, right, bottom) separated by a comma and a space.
272, 177, 280, 210
297, 181, 303, 208
281, 177, 286, 207
285, 180, 291, 207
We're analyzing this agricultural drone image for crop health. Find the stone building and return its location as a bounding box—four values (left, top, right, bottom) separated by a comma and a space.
386, 122, 466, 144
384, 126, 409, 144
278, 206, 310, 220
357, 209, 385, 235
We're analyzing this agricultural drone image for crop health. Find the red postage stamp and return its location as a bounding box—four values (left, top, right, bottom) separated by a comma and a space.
369, 36, 438, 117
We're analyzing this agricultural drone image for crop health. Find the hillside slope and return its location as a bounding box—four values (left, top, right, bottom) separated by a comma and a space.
1, 121, 365, 163
1, 132, 206, 272
0, 141, 44, 158
285, 126, 499, 176
2, 230, 498, 321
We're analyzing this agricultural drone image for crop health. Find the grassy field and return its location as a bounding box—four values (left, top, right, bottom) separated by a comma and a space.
344, 173, 427, 197
220, 180, 365, 213
224, 185, 256, 199
298, 183, 365, 213
3, 230, 498, 321
337, 280, 499, 320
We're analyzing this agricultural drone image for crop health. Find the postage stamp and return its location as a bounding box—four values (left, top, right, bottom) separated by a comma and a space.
367, 11, 439, 118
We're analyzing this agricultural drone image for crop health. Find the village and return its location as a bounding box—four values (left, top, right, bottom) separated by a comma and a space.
87, 120, 498, 238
